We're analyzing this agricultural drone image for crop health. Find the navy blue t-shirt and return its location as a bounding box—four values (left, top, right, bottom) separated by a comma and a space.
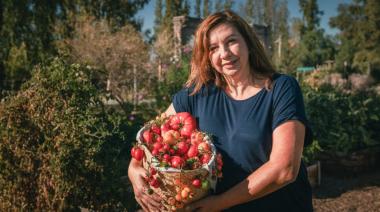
172, 73, 313, 211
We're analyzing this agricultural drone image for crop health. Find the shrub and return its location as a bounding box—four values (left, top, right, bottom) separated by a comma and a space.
303, 84, 380, 155
0, 58, 140, 211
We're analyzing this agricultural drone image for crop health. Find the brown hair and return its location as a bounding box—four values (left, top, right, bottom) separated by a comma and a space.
186, 10, 276, 95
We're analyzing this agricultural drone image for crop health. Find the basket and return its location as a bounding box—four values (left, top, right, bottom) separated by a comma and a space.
136, 125, 218, 210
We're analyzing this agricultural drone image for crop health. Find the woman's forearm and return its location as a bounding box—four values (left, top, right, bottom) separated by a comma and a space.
216, 160, 297, 210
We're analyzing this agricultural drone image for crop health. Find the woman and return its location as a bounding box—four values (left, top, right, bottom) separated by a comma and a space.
129, 10, 313, 211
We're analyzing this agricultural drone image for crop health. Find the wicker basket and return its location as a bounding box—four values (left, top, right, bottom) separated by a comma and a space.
136, 125, 218, 211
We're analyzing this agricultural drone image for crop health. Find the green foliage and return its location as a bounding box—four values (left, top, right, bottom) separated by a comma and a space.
303, 84, 380, 155
330, 0, 380, 73
3, 42, 30, 90
299, 30, 336, 67
0, 0, 149, 93
151, 56, 190, 114
0, 58, 140, 211
298, 0, 323, 32
302, 140, 322, 165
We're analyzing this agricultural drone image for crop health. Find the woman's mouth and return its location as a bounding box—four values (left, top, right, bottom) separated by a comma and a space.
222, 59, 238, 67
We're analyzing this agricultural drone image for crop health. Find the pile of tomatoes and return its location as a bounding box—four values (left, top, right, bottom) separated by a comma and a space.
131, 112, 223, 209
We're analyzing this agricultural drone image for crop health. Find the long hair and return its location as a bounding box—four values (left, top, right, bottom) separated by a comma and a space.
186, 10, 276, 95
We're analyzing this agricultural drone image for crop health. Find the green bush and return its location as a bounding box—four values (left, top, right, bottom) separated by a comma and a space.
142, 56, 190, 116
303, 84, 380, 156
0, 58, 140, 211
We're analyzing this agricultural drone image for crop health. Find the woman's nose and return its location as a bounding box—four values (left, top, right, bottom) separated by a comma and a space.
219, 46, 231, 59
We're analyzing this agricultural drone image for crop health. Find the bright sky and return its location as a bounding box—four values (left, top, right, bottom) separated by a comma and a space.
135, 0, 352, 35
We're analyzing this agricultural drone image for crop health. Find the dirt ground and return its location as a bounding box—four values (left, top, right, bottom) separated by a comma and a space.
312, 170, 380, 212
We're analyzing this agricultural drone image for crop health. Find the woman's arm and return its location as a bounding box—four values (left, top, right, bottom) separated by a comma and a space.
128, 103, 176, 211
189, 120, 305, 211
164, 103, 176, 116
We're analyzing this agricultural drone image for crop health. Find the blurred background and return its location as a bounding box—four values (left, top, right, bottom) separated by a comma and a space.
0, 0, 379, 211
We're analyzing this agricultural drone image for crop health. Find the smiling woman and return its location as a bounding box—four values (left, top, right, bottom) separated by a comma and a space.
129, 10, 314, 212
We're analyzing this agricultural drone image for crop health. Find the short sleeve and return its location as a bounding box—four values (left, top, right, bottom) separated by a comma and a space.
172, 88, 192, 113
272, 75, 313, 146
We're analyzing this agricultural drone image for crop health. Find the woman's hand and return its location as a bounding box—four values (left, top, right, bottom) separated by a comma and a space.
128, 159, 163, 212
186, 195, 223, 212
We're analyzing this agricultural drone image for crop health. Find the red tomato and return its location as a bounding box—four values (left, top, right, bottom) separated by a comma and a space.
153, 142, 163, 151
160, 122, 171, 135
192, 179, 201, 188
131, 147, 144, 161
170, 156, 184, 168
150, 167, 157, 176
142, 130, 153, 144
200, 153, 211, 164
150, 178, 160, 188
162, 154, 171, 162
153, 134, 163, 143
176, 141, 189, 155
187, 145, 199, 158
217, 153, 223, 166
197, 142, 211, 153
163, 130, 180, 145
169, 112, 197, 138
151, 124, 161, 135
151, 149, 159, 156
190, 131, 204, 145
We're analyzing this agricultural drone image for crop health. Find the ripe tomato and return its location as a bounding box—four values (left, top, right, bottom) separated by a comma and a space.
200, 153, 211, 164
150, 124, 161, 135
153, 142, 163, 151
163, 130, 180, 145
197, 142, 211, 153
160, 122, 171, 135
150, 167, 157, 176
142, 130, 153, 144
153, 134, 163, 143
170, 156, 184, 168
176, 141, 189, 155
192, 179, 201, 188
187, 145, 199, 158
190, 131, 204, 145
175, 193, 182, 201
181, 189, 189, 199
169, 112, 197, 138
149, 178, 160, 188
151, 149, 159, 156
131, 147, 144, 161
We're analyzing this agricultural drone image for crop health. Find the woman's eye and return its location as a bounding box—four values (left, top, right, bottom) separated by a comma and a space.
209, 46, 218, 51
227, 39, 236, 44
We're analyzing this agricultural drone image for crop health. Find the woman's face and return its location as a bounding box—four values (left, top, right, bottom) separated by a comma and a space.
208, 23, 250, 80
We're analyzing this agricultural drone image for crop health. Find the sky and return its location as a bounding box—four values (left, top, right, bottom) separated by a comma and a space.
135, 0, 352, 36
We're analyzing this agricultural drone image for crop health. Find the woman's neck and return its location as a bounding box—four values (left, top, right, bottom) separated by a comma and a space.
224, 74, 265, 100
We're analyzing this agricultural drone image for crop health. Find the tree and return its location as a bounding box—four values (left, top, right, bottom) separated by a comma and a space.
224, 0, 234, 11
0, 0, 149, 94
242, 0, 255, 24
183, 0, 190, 16
63, 16, 149, 103
254, 0, 264, 25
215, 0, 224, 12
299, 0, 323, 33
273, 0, 290, 69
330, 0, 380, 74
155, 0, 163, 27
203, 0, 210, 17
195, 0, 201, 17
